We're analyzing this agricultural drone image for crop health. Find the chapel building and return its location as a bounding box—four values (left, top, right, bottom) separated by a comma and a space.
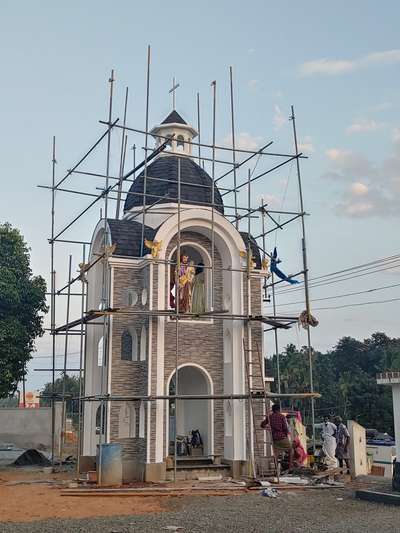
82, 109, 266, 481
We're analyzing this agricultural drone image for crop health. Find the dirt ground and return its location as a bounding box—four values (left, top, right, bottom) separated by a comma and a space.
0, 468, 168, 523
1, 467, 399, 531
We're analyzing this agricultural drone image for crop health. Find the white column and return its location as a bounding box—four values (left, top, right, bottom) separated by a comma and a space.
392, 384, 400, 463
223, 269, 246, 461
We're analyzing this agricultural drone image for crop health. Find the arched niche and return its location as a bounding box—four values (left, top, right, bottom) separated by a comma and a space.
118, 402, 136, 438
167, 241, 211, 314
121, 328, 138, 361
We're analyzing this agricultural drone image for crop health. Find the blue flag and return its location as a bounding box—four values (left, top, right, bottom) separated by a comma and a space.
270, 247, 300, 285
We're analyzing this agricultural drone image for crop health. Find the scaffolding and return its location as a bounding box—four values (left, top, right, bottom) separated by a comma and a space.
39, 46, 319, 481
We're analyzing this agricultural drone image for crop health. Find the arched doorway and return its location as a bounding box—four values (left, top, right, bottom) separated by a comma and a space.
167, 365, 213, 457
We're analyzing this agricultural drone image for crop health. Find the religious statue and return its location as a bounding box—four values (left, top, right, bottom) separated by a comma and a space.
191, 263, 206, 314
175, 254, 195, 313
144, 239, 162, 259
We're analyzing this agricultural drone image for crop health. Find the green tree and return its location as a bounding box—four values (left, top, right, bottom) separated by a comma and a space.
270, 332, 400, 434
0, 223, 47, 398
40, 375, 80, 418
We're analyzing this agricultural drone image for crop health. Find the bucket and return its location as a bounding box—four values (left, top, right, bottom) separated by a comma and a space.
97, 443, 122, 486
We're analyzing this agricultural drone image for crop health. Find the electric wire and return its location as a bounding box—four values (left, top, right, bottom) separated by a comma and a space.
275, 281, 400, 307
275, 258, 400, 295
32, 351, 81, 359
276, 253, 400, 294
313, 297, 400, 311
281, 296, 400, 314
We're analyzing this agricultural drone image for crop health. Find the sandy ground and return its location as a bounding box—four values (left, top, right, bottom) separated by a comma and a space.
0, 468, 167, 523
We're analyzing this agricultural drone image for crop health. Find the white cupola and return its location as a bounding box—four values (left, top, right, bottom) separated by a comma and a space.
150, 110, 198, 157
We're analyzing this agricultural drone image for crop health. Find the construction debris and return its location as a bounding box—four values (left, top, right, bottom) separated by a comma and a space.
279, 476, 309, 485
13, 449, 51, 467
261, 487, 279, 498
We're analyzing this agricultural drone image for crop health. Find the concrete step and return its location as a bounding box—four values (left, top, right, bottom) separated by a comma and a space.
176, 456, 214, 467
165, 464, 231, 481
174, 463, 229, 471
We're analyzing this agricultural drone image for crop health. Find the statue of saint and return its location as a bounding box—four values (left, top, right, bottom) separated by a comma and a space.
175, 254, 195, 313
191, 263, 206, 314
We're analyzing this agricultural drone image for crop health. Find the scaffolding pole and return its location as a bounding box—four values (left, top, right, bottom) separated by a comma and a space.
103, 120, 307, 160
76, 243, 86, 476
115, 86, 129, 219
78, 392, 320, 402
60, 254, 72, 464
229, 66, 239, 227
50, 136, 57, 466
140, 45, 151, 256
174, 156, 182, 483
56, 120, 119, 189
211, 80, 216, 310
290, 104, 316, 450
196, 92, 202, 167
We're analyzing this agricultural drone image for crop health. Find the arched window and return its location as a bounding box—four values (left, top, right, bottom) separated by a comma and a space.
141, 288, 148, 306
96, 403, 106, 435
177, 135, 185, 150
121, 330, 132, 360
97, 336, 104, 367
224, 400, 233, 437
140, 325, 147, 361
126, 288, 138, 306
118, 402, 136, 438
139, 401, 145, 438
165, 134, 173, 149
121, 328, 138, 361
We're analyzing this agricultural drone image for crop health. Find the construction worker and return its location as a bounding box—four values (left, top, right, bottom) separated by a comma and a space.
261, 404, 293, 470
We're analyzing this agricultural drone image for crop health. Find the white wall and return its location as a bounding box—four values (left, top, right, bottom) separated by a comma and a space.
0, 404, 62, 450
348, 420, 368, 478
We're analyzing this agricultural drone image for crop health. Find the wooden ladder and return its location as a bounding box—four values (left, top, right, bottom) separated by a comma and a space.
243, 339, 280, 481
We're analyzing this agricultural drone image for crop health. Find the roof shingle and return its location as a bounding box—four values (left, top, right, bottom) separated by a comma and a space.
107, 219, 156, 257
161, 110, 187, 125
123, 155, 224, 214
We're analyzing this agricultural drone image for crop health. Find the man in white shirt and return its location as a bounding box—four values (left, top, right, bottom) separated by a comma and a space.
321, 416, 337, 467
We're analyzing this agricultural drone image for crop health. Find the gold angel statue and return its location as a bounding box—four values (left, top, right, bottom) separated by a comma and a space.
144, 239, 162, 259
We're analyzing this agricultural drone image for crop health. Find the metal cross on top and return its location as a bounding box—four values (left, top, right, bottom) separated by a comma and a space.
169, 77, 180, 110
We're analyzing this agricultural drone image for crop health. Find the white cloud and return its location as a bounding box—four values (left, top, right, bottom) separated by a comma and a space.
273, 104, 286, 130
350, 182, 369, 196
346, 119, 384, 134
299, 49, 400, 76
364, 49, 400, 66
367, 102, 392, 113
222, 132, 262, 152
300, 58, 354, 76
260, 194, 280, 208
248, 48, 256, 54
324, 140, 400, 218
339, 201, 375, 216
392, 127, 400, 143
298, 136, 314, 153
247, 79, 259, 90
325, 148, 374, 178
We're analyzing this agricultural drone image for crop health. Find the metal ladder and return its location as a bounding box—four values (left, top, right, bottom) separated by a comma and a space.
243, 339, 280, 481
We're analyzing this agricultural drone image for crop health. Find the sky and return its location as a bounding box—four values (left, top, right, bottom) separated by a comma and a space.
1, 1, 399, 390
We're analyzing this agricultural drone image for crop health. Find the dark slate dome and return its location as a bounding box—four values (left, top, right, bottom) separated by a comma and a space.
123, 155, 224, 214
